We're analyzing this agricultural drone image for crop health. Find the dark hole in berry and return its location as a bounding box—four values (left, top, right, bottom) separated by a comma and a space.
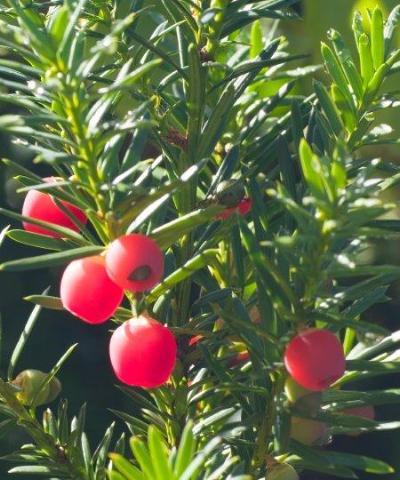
129, 265, 152, 282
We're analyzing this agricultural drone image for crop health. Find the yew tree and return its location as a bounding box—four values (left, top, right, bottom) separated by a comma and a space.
1, 1, 400, 479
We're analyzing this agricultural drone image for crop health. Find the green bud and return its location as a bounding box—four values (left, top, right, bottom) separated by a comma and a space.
266, 463, 299, 480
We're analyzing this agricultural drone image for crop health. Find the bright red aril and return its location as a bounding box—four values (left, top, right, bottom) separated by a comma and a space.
284, 328, 345, 391
109, 315, 177, 388
105, 234, 164, 292
22, 178, 87, 237
60, 255, 123, 324
237, 198, 252, 216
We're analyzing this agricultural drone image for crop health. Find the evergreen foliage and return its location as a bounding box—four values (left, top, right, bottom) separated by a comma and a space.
1, 0, 400, 478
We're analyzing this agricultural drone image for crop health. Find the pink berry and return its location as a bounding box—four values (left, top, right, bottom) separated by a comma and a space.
105, 234, 164, 292
60, 256, 123, 324
109, 315, 177, 388
342, 405, 375, 437
22, 178, 87, 237
343, 405, 375, 420
284, 329, 345, 391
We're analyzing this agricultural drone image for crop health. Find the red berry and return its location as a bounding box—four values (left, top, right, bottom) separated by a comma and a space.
237, 198, 252, 216
60, 256, 123, 324
109, 315, 177, 388
22, 179, 87, 237
284, 329, 345, 391
105, 234, 164, 292
217, 198, 252, 221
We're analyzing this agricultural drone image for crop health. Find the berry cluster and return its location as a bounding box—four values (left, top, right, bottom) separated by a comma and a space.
22, 185, 349, 404
22, 186, 176, 389
60, 233, 164, 324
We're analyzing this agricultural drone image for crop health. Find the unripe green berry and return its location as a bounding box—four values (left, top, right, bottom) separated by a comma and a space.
290, 417, 328, 446
12, 370, 50, 407
266, 463, 299, 480
47, 377, 62, 403
12, 370, 61, 407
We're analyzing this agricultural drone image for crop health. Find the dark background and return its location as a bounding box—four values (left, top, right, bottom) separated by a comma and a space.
1, 1, 400, 478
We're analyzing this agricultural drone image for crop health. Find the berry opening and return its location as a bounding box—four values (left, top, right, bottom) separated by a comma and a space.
128, 265, 152, 281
